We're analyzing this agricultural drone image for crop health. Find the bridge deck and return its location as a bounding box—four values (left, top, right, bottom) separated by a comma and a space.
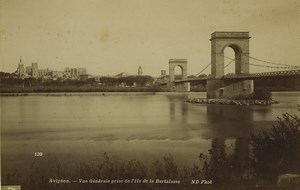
174, 70, 300, 83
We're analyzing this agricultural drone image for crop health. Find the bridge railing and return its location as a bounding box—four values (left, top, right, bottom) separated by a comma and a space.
173, 69, 300, 83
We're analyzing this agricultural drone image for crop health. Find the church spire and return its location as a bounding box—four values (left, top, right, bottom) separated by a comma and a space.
138, 66, 143, 76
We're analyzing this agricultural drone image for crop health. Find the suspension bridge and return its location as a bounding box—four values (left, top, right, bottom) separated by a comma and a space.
162, 31, 300, 98
175, 55, 300, 83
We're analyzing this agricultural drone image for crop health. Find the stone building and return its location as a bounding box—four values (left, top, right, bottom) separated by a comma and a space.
31, 63, 38, 77
17, 57, 25, 77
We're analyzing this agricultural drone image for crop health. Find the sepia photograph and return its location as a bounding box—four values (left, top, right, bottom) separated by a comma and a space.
1, 0, 300, 189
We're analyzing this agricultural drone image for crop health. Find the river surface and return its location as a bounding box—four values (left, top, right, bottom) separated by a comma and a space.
1, 92, 299, 179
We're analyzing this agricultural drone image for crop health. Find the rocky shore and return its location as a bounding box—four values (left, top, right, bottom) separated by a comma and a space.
185, 98, 279, 106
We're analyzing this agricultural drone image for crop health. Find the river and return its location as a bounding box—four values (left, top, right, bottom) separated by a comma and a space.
1, 92, 299, 187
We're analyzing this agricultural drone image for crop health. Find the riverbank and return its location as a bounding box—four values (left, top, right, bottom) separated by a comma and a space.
0, 92, 160, 96
0, 86, 164, 94
186, 98, 279, 105
0, 91, 205, 96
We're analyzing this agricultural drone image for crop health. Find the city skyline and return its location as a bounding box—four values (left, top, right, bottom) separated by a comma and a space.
15, 57, 148, 78
16, 58, 89, 80
15, 58, 150, 80
1, 0, 300, 76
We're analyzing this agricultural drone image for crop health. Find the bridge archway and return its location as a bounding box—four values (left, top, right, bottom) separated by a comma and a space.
174, 65, 184, 80
169, 59, 189, 92
169, 59, 187, 82
223, 45, 241, 75
210, 32, 250, 78
207, 32, 253, 98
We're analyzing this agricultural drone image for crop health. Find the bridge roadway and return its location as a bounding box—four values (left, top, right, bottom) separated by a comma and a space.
174, 69, 300, 83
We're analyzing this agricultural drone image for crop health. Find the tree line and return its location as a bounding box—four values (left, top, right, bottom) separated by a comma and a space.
0, 72, 154, 88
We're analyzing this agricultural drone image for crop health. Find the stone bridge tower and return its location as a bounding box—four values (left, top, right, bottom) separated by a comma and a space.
207, 32, 254, 98
169, 59, 190, 92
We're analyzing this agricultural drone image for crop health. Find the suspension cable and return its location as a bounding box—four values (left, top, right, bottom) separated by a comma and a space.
245, 55, 299, 68
224, 59, 234, 69
194, 62, 211, 76
223, 56, 300, 69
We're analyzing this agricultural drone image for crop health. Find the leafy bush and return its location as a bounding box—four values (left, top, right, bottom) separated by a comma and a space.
152, 154, 179, 179
252, 89, 272, 100
234, 89, 272, 100
250, 112, 300, 180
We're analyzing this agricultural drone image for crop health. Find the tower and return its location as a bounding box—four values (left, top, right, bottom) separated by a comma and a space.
31, 62, 38, 78
168, 59, 190, 92
207, 31, 254, 98
138, 66, 143, 76
210, 31, 250, 78
18, 56, 25, 77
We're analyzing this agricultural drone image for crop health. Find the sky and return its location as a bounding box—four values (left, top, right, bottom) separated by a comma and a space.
1, 0, 300, 76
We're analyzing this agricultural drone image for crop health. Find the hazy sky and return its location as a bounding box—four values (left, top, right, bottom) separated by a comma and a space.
1, 0, 300, 76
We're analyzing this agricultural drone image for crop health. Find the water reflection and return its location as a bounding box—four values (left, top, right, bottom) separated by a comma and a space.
206, 105, 255, 179
167, 95, 189, 124
166, 94, 192, 140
